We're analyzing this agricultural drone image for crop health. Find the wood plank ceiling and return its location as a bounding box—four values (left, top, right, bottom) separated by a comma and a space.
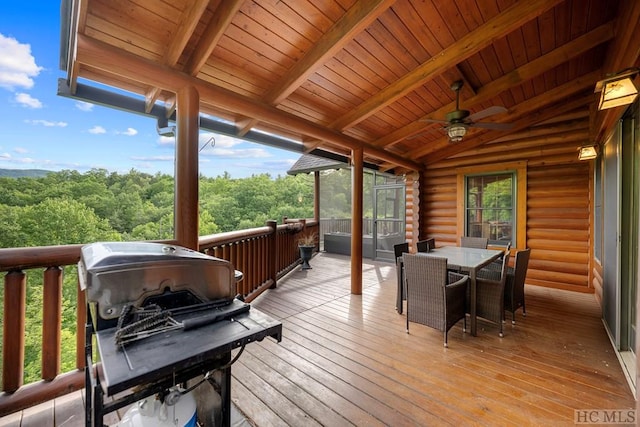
61, 0, 640, 175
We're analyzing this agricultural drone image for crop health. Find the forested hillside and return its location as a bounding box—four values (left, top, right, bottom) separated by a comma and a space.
0, 168, 51, 178
0, 167, 320, 385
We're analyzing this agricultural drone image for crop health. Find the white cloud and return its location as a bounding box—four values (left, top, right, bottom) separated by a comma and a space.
15, 92, 42, 108
0, 34, 43, 90
75, 101, 94, 112
158, 135, 174, 146
203, 147, 271, 159
16, 157, 35, 164
209, 134, 242, 148
155, 133, 274, 160
14, 147, 28, 154
88, 125, 106, 134
130, 155, 174, 162
117, 127, 138, 136
0, 153, 88, 170
24, 119, 67, 127
265, 159, 297, 169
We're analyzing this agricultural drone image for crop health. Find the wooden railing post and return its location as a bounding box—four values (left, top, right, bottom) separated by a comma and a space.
3, 270, 26, 392
42, 267, 62, 381
298, 218, 307, 246
267, 220, 277, 289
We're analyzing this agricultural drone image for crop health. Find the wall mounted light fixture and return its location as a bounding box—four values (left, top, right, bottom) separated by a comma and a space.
578, 145, 598, 161
594, 68, 639, 110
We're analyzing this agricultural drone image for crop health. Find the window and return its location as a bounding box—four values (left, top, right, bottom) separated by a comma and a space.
465, 173, 515, 245
457, 162, 526, 249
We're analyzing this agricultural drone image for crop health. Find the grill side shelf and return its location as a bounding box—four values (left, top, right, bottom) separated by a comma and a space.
95, 306, 282, 396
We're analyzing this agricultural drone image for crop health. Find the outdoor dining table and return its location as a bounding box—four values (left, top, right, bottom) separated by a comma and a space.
397, 246, 503, 336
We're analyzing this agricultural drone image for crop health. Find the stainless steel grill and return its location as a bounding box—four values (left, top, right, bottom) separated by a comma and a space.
79, 242, 238, 331
79, 242, 282, 427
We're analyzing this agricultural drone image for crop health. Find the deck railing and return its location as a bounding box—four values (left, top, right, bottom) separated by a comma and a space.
0, 219, 318, 417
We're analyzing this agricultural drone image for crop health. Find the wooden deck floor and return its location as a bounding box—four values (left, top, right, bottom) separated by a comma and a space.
233, 253, 635, 426
2, 252, 635, 426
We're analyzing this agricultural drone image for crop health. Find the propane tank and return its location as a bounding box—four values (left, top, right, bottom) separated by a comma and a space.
118, 387, 197, 427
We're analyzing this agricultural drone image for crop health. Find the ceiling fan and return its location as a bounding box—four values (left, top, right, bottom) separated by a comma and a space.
422, 80, 513, 142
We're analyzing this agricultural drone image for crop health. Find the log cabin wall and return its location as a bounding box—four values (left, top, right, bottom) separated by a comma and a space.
419, 111, 593, 293
404, 172, 418, 250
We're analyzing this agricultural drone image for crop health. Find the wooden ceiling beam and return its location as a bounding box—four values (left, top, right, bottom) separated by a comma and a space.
144, 0, 209, 113
303, 139, 324, 152
330, 0, 564, 131
166, 0, 209, 67
236, 0, 395, 137
372, 21, 615, 149
265, 0, 395, 105
470, 129, 590, 157
435, 131, 590, 170
76, 34, 420, 171
492, 119, 589, 143
535, 110, 589, 127
185, 0, 244, 75
437, 144, 585, 171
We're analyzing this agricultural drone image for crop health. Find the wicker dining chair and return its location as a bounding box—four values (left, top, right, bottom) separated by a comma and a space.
474, 251, 510, 337
394, 242, 409, 313
487, 240, 512, 271
460, 236, 489, 249
403, 254, 469, 347
416, 237, 435, 253
504, 248, 531, 324
394, 242, 409, 260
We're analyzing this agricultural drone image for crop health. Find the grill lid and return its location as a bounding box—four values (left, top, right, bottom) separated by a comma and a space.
79, 242, 237, 324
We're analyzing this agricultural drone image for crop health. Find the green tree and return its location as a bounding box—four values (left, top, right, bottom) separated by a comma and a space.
0, 197, 121, 384
0, 166, 321, 385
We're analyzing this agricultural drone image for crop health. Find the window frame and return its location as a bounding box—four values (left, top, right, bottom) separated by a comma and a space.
456, 161, 527, 250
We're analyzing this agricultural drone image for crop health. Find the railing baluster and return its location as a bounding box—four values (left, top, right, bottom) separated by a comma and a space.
241, 240, 248, 296
42, 267, 62, 381
3, 270, 26, 393
238, 241, 245, 295
259, 236, 266, 287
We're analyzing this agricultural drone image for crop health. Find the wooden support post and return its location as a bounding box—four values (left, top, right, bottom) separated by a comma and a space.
351, 148, 363, 295
175, 85, 200, 250
42, 267, 62, 381
3, 271, 26, 392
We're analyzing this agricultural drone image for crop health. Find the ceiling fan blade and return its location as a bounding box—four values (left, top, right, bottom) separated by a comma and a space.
468, 105, 507, 122
469, 122, 514, 130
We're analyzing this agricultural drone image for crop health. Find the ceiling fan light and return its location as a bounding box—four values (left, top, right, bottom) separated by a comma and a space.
447, 123, 467, 142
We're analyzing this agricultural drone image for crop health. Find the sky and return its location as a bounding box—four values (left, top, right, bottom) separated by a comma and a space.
0, 2, 301, 179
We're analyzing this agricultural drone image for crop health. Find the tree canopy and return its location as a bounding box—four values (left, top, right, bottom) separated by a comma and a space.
0, 167, 321, 385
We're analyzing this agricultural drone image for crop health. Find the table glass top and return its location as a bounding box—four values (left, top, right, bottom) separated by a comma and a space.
418, 246, 503, 269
